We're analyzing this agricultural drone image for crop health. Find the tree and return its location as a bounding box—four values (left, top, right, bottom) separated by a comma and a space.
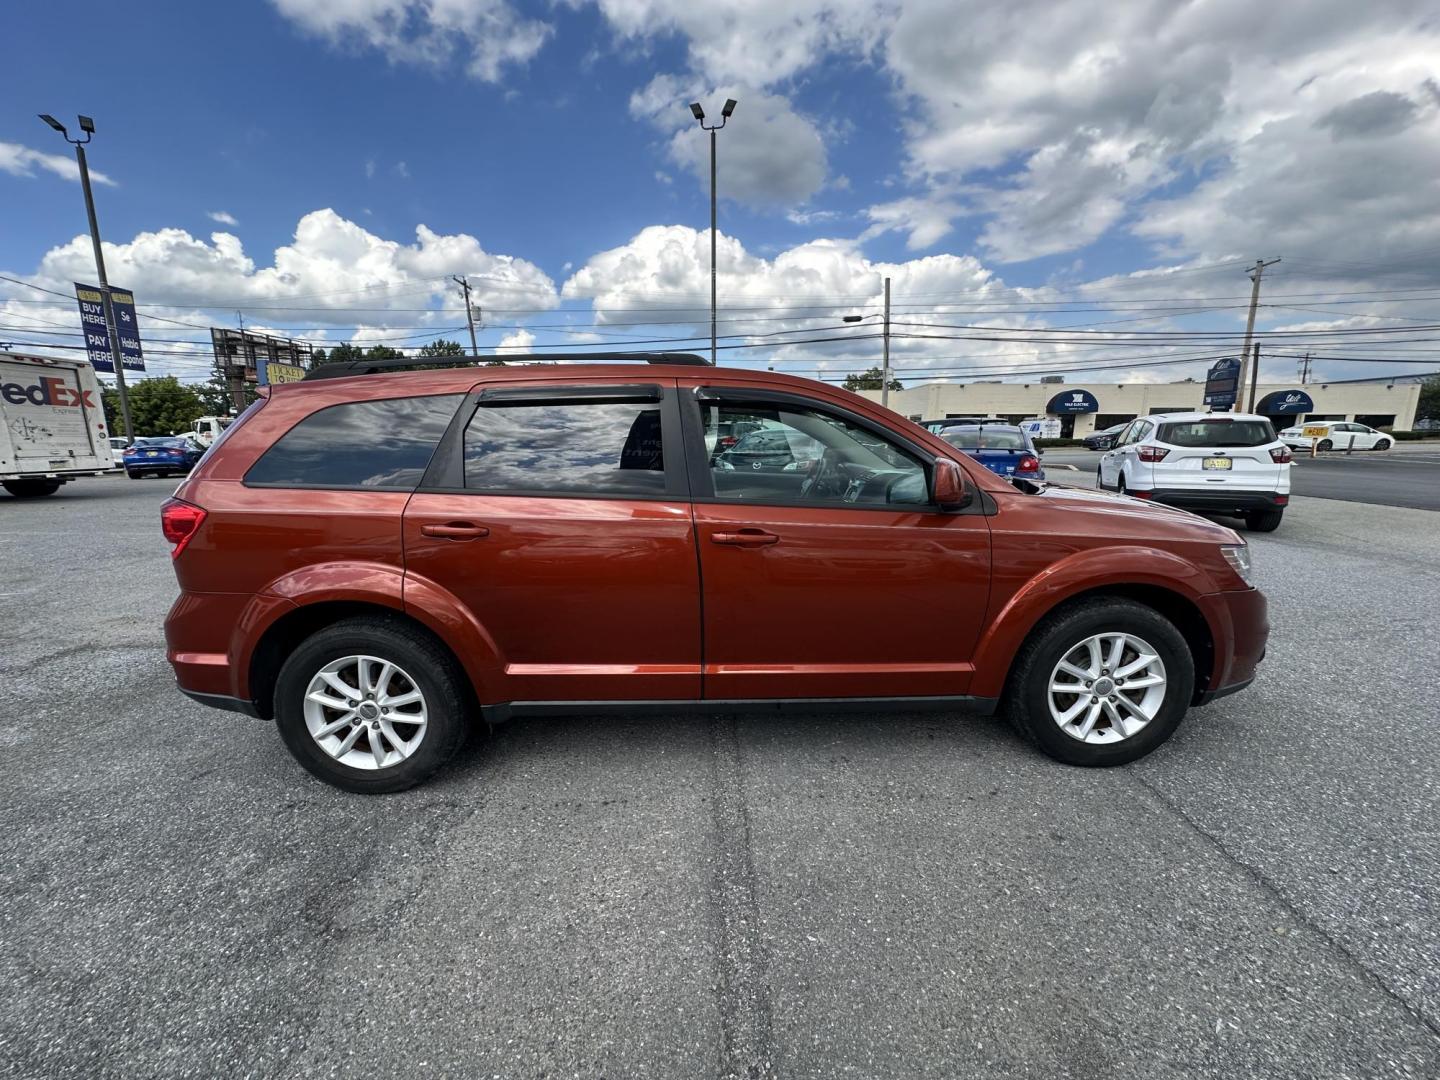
1418, 375, 1440, 422
365, 345, 403, 360
313, 343, 365, 366
105, 376, 205, 437
842, 366, 904, 392
194, 377, 233, 417
418, 338, 466, 357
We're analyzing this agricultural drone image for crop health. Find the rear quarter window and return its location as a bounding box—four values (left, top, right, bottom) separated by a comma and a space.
1157, 419, 1275, 448
245, 394, 463, 489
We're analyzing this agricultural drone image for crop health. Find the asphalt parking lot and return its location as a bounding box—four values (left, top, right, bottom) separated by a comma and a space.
3, 475, 1438, 1079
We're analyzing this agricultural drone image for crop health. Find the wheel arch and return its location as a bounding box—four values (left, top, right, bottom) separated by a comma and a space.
972, 568, 1219, 704
247, 600, 482, 721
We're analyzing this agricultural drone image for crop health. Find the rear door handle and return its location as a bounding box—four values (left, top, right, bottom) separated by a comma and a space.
710, 528, 779, 547
420, 522, 490, 540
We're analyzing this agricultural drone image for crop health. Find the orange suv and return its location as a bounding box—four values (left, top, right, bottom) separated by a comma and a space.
163, 354, 1267, 792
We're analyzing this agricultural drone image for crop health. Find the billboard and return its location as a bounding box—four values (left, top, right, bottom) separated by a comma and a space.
1203, 358, 1241, 409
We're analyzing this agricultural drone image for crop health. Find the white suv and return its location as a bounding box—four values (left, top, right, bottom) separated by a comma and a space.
1097, 412, 1291, 532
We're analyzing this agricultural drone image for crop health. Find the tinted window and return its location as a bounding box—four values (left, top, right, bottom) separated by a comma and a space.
702, 400, 927, 507
464, 400, 667, 496
1157, 419, 1275, 447
246, 395, 462, 489
942, 427, 1027, 450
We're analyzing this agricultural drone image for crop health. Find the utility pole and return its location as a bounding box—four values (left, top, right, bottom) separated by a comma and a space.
40, 114, 134, 441
1298, 352, 1312, 385
453, 276, 480, 356
1241, 257, 1281, 412
689, 99, 736, 365
881, 276, 892, 408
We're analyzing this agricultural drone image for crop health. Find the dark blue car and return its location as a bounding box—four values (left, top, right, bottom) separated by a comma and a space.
122, 436, 204, 479
940, 424, 1046, 483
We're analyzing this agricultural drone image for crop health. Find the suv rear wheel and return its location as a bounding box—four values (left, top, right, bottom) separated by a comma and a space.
274, 616, 470, 793
1245, 509, 1283, 532
1003, 599, 1195, 766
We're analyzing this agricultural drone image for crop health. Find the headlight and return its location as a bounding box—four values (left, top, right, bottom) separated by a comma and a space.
1220, 544, 1253, 587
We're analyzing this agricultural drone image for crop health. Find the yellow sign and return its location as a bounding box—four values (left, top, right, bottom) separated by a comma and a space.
1302, 425, 1328, 437
265, 362, 306, 384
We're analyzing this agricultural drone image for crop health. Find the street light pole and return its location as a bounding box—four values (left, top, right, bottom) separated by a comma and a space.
39, 114, 134, 442
881, 276, 892, 409
689, 99, 737, 366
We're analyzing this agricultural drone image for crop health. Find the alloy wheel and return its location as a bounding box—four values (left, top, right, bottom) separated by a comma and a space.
302, 654, 428, 770
1047, 632, 1167, 745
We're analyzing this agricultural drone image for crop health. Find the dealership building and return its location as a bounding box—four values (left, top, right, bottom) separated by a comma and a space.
860, 378, 1422, 437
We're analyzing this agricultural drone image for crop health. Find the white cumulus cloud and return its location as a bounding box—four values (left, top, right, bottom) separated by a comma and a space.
0, 142, 116, 186
207, 211, 239, 226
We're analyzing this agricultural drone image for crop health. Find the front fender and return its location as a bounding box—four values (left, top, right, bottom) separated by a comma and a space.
969, 545, 1220, 699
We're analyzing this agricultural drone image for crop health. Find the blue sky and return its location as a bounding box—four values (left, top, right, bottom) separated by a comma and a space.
4, 0, 1439, 387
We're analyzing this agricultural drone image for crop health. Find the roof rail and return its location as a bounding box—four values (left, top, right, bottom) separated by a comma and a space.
301, 351, 710, 381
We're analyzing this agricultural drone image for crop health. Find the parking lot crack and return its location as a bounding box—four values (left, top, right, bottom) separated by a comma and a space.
1132, 772, 1440, 1043
707, 715, 778, 1080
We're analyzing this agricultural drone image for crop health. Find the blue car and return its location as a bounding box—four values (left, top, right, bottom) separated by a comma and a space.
939, 423, 1046, 484
123, 436, 204, 479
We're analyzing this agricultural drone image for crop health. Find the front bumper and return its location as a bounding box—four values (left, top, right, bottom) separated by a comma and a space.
1194, 588, 1269, 705
1147, 488, 1287, 514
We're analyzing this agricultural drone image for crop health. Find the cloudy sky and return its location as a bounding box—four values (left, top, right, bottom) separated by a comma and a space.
3, 0, 1439, 389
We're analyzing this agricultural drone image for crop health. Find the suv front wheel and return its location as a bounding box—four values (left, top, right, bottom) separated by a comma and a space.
1003, 599, 1195, 766
274, 616, 470, 793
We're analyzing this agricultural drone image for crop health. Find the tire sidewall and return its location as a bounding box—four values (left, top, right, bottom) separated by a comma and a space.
274, 621, 465, 793
1013, 602, 1195, 767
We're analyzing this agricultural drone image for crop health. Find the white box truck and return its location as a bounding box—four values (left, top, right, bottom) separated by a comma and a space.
0, 353, 115, 497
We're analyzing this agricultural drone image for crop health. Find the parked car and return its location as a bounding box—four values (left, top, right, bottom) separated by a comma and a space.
940, 424, 1045, 483
1414, 418, 1440, 432
1083, 423, 1130, 451
1098, 412, 1290, 531
162, 355, 1268, 792
108, 436, 131, 454
1278, 421, 1392, 453
123, 436, 205, 479
921, 416, 1001, 434
708, 419, 763, 460
715, 427, 823, 472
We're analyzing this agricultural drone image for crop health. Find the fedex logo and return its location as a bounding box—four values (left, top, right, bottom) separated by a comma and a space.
0, 377, 97, 409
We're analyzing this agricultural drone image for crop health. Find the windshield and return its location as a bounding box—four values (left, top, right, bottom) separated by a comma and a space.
942, 427, 1027, 450
1157, 419, 1275, 447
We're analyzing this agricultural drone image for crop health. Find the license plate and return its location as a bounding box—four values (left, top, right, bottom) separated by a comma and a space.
1302, 426, 1327, 437
146, 451, 159, 457
1202, 457, 1232, 470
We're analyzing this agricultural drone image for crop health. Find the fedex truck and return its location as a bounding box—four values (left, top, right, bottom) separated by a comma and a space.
0, 353, 115, 497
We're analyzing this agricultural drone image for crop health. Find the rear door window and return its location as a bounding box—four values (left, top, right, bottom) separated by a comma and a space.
1156, 419, 1276, 447
463, 398, 672, 496
246, 394, 463, 489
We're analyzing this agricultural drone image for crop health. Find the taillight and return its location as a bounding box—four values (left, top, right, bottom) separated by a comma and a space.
1016, 454, 1040, 473
1274, 494, 1289, 505
1131, 490, 1154, 499
161, 498, 207, 558
1269, 446, 1292, 464
1137, 446, 1170, 462
719, 436, 738, 449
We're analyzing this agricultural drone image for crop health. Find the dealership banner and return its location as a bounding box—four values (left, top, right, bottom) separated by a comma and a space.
74, 283, 115, 373
107, 287, 146, 372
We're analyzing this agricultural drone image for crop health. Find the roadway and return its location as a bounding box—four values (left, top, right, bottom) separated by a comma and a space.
2, 476, 1438, 1079
1043, 446, 1440, 511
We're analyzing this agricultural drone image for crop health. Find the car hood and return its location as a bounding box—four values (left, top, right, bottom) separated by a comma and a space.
1019, 482, 1243, 543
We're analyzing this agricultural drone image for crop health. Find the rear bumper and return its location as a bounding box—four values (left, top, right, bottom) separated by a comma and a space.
125, 460, 191, 473
1194, 588, 1269, 705
1148, 488, 1287, 513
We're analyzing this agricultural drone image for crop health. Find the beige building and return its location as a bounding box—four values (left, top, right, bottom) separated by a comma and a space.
860, 379, 1422, 437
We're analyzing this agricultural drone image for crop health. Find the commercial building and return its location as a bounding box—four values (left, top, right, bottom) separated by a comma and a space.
860, 379, 1422, 437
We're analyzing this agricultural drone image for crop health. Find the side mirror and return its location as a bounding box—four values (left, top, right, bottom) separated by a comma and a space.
932, 457, 972, 512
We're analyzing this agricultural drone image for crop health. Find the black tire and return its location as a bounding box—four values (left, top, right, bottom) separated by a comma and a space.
3, 479, 61, 497
1374, 439, 1390, 451
126, 470, 140, 480
1317, 438, 1332, 452
274, 616, 472, 793
1245, 508, 1283, 532
1002, 598, 1195, 767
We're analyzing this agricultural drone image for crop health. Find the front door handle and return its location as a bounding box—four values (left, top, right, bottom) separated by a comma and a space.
711, 528, 779, 547
420, 522, 490, 540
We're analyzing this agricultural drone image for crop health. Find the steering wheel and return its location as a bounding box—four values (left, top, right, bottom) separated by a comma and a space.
800, 448, 845, 499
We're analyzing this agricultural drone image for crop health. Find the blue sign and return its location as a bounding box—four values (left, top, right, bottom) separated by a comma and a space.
1256, 389, 1314, 415
1046, 388, 1099, 414
74, 282, 114, 373
1203, 357, 1242, 408
107, 287, 145, 372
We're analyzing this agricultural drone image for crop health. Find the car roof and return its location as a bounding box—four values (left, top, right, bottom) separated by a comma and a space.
1143, 411, 1269, 423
